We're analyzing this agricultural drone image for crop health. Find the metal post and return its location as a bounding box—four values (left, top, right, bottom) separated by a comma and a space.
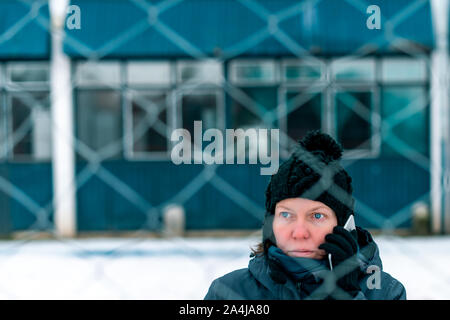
431, 0, 449, 234
50, 0, 77, 237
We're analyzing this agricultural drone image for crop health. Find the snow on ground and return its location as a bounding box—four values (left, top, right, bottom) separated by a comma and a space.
0, 235, 449, 299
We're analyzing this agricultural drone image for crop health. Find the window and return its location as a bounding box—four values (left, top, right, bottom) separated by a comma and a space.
229, 87, 277, 129
178, 90, 223, 148
125, 61, 173, 159
381, 58, 427, 83
330, 58, 379, 157
381, 86, 428, 157
282, 89, 322, 144
177, 60, 222, 85
5, 62, 51, 160
334, 89, 375, 153
174, 62, 224, 149
226, 57, 430, 159
75, 61, 121, 88
331, 58, 376, 82
229, 60, 278, 85
8, 92, 51, 160
75, 62, 123, 160
282, 60, 325, 83
380, 58, 429, 158
127, 91, 169, 156
127, 61, 172, 87
7, 62, 49, 85
73, 60, 226, 160
76, 90, 122, 159
69, 57, 430, 163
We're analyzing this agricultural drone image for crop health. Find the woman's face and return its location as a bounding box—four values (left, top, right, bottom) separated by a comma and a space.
272, 197, 338, 260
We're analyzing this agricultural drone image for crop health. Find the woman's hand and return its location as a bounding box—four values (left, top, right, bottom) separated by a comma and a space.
318, 226, 361, 298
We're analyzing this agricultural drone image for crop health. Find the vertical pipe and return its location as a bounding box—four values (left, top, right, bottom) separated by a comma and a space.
50, 0, 77, 237
431, 0, 449, 234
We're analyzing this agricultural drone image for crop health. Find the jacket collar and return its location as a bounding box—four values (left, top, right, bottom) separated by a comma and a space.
247, 227, 382, 299
267, 246, 328, 283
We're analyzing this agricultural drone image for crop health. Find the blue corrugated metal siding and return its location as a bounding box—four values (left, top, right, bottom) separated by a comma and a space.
0, 164, 12, 235
0, 162, 53, 230
345, 158, 430, 229
64, 0, 434, 58
76, 161, 268, 231
74, 158, 428, 231
0, 0, 50, 59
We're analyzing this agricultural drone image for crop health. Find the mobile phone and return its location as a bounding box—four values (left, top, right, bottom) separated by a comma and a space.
328, 215, 356, 270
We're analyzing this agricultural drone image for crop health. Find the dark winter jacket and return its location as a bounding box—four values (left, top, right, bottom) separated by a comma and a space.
204, 227, 406, 300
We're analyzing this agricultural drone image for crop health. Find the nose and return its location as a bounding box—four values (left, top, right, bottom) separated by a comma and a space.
292, 222, 310, 239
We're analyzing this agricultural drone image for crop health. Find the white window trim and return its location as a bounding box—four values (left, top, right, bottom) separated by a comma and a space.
123, 89, 172, 160
381, 57, 428, 84
6, 62, 50, 89
281, 58, 327, 83
176, 59, 223, 86
74, 61, 121, 89
126, 60, 173, 88
229, 59, 279, 86
330, 57, 376, 84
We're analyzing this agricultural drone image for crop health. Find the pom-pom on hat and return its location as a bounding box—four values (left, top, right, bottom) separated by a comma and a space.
262, 130, 355, 249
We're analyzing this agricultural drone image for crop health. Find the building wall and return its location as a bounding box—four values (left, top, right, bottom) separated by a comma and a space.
0, 0, 436, 232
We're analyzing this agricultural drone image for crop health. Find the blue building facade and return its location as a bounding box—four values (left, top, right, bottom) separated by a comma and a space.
0, 0, 436, 233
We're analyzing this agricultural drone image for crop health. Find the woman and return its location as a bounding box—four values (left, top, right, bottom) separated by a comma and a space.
204, 130, 406, 300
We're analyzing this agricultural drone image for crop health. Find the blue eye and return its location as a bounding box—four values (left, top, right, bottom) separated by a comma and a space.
281, 212, 291, 218
313, 213, 324, 220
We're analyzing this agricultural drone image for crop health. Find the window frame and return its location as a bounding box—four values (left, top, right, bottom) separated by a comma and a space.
229, 59, 279, 86
281, 58, 327, 84
331, 84, 381, 159
74, 61, 122, 89
6, 89, 52, 161
379, 83, 430, 158
123, 88, 172, 160
4, 62, 51, 162
6, 62, 50, 89
381, 57, 428, 84
72, 60, 125, 160
278, 83, 327, 158
175, 87, 226, 144
330, 57, 377, 84
176, 59, 223, 86
126, 60, 173, 88
74, 86, 124, 160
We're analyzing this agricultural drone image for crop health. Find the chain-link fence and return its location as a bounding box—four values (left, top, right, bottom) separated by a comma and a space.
0, 0, 449, 299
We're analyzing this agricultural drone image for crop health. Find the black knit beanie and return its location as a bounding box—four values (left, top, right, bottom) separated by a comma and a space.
262, 130, 355, 251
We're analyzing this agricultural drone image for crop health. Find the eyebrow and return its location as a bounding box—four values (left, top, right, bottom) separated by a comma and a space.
276, 205, 295, 212
307, 206, 329, 212
276, 205, 329, 212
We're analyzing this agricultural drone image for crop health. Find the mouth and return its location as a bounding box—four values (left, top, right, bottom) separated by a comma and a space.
288, 250, 315, 257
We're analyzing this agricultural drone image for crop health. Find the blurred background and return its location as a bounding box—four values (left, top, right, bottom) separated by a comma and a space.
0, 0, 449, 299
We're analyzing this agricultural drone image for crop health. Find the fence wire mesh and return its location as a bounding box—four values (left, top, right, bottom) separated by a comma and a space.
0, 0, 449, 299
